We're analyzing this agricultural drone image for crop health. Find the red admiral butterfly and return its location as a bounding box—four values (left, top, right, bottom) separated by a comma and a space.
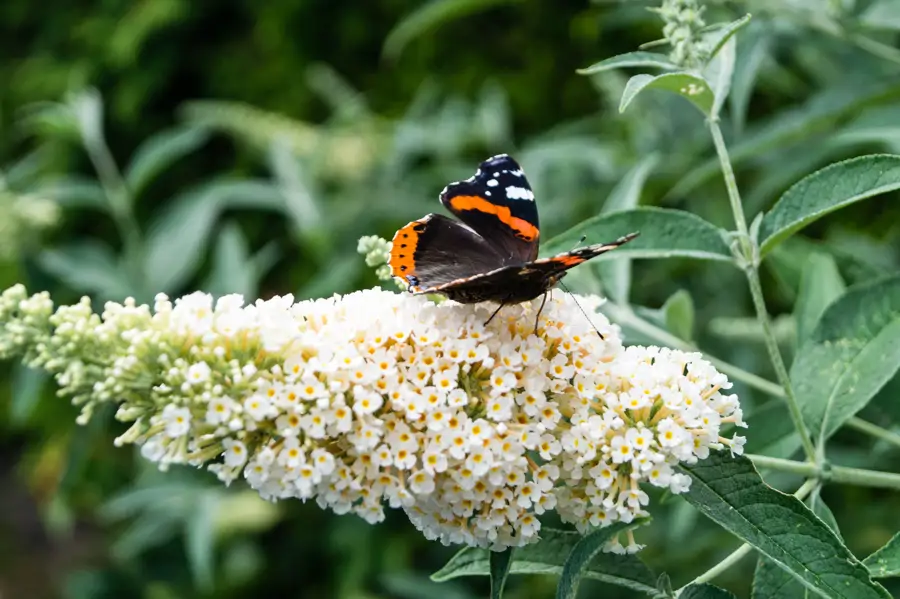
389, 154, 638, 305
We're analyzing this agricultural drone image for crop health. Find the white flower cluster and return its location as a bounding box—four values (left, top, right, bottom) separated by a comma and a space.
0, 284, 745, 552
0, 186, 60, 261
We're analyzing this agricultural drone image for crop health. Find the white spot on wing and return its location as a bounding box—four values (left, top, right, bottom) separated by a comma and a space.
505, 186, 534, 201
485, 191, 491, 196
487, 179, 498, 187
510, 169, 524, 177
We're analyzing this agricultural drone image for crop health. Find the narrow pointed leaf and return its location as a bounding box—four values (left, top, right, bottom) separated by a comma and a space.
541, 208, 732, 263
126, 127, 209, 196
556, 521, 646, 599
864, 533, 900, 578
794, 252, 845, 347
705, 14, 753, 61
662, 289, 694, 342
679, 452, 890, 599
705, 37, 736, 118
431, 528, 657, 595
620, 72, 714, 116
596, 154, 659, 303
578, 51, 678, 75
681, 583, 738, 599
729, 23, 769, 135
490, 549, 513, 599
382, 0, 521, 59
752, 556, 806, 599
808, 487, 843, 542
759, 155, 900, 255
791, 275, 900, 444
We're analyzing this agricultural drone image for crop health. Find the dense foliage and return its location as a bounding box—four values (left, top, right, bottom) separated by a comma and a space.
1, 0, 900, 598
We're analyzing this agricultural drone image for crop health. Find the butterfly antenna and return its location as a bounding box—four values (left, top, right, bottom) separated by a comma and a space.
484, 302, 505, 327
558, 281, 605, 340
571, 234, 587, 250
533, 292, 548, 334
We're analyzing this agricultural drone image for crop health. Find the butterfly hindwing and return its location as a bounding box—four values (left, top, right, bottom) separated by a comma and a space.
389, 213, 507, 292
440, 154, 540, 263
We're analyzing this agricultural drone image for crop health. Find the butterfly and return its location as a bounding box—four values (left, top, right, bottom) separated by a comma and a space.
389, 154, 638, 309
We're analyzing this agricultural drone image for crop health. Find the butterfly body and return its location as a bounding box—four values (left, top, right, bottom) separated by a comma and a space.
389, 154, 637, 304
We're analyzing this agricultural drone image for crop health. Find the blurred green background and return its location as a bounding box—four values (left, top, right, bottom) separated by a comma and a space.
2, 0, 900, 597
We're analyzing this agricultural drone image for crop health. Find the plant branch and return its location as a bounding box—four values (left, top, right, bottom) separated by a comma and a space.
845, 418, 900, 450
708, 119, 817, 463
749, 454, 900, 490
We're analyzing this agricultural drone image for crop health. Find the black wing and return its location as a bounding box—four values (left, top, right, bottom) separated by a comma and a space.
439, 154, 540, 264
417, 232, 641, 304
389, 213, 507, 292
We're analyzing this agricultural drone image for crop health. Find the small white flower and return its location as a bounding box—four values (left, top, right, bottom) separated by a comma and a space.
186, 362, 211, 385
161, 404, 192, 437
223, 438, 248, 466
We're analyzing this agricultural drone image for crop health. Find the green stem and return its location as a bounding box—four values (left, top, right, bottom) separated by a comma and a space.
748, 454, 816, 477
676, 479, 817, 594
708, 119, 817, 463
844, 418, 900, 450
749, 454, 900, 490
83, 134, 143, 276
681, 544, 753, 591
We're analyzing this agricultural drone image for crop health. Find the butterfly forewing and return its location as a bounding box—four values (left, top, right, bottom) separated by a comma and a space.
440, 154, 540, 263
389, 213, 506, 291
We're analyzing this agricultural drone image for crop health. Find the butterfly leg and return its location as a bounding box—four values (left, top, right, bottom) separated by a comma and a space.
533, 292, 548, 334
483, 302, 506, 327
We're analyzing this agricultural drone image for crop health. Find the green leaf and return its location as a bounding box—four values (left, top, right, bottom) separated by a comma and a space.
556, 521, 645, 599
125, 126, 209, 197
202, 222, 267, 298
268, 140, 322, 234
10, 363, 47, 425
859, 0, 900, 31
681, 583, 738, 599
759, 155, 900, 255
791, 275, 900, 445
680, 452, 890, 599
37, 241, 138, 299
704, 36, 736, 118
382, 0, 521, 60
35, 176, 107, 211
729, 23, 770, 135
144, 180, 285, 293
752, 556, 806, 599
794, 252, 845, 347
808, 487, 842, 542
669, 79, 900, 199
577, 52, 679, 75
743, 402, 801, 459
620, 72, 714, 116
662, 289, 695, 342
541, 207, 732, 263
186, 492, 216, 592
656, 572, 674, 597
864, 532, 900, 578
595, 154, 659, 303
431, 528, 657, 595
490, 549, 513, 599
705, 14, 753, 62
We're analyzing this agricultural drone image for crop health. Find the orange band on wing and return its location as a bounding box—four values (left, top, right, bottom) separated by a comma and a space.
449, 196, 539, 241
389, 218, 426, 285
553, 255, 586, 267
